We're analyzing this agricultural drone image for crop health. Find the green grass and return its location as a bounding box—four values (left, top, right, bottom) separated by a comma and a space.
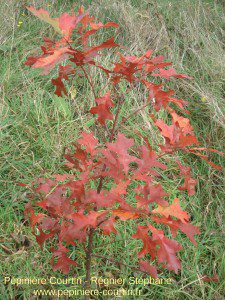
0, 0, 224, 299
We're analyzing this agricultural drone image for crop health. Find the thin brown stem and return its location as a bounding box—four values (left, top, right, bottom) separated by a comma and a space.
84, 228, 94, 299
80, 65, 111, 135
83, 164, 106, 295
81, 65, 98, 99
109, 86, 126, 141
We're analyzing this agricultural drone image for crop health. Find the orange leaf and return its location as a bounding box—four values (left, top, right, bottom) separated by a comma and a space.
32, 47, 72, 75
152, 198, 189, 223
27, 7, 61, 33
113, 209, 139, 221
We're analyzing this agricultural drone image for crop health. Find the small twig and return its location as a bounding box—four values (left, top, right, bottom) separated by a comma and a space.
84, 228, 94, 299
83, 163, 107, 296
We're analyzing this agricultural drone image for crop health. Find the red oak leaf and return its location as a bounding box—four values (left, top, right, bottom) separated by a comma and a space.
176, 160, 197, 196
152, 198, 189, 223
139, 260, 158, 278
58, 12, 89, 38
99, 149, 126, 182
100, 217, 117, 235
58, 13, 77, 36
41, 217, 59, 231
69, 210, 107, 230
95, 91, 114, 107
155, 119, 199, 151
64, 145, 88, 171
106, 133, 137, 174
151, 215, 200, 245
34, 178, 55, 194
132, 225, 182, 273
26, 7, 61, 33
137, 145, 167, 175
51, 77, 67, 97
112, 50, 154, 83
189, 147, 224, 155
85, 180, 130, 208
143, 82, 188, 111
30, 212, 46, 228
152, 67, 192, 79
64, 179, 87, 203
90, 92, 115, 124
85, 37, 119, 56
60, 210, 107, 243
51, 243, 77, 274
81, 21, 119, 45
113, 209, 139, 221
90, 105, 114, 124
84, 189, 114, 208
24, 203, 46, 228
149, 225, 182, 273
52, 64, 75, 96
36, 185, 74, 217
28, 47, 72, 75
35, 227, 56, 247
135, 183, 169, 210
168, 108, 194, 135
27, 6, 88, 39
77, 7, 95, 33
77, 132, 98, 156
132, 225, 156, 258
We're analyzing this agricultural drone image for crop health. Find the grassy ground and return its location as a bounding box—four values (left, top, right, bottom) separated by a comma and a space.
0, 0, 224, 299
